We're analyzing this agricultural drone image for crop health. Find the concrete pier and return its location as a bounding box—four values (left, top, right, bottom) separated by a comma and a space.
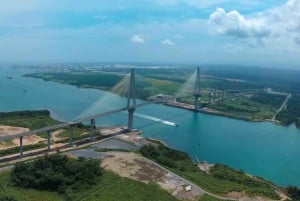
194, 67, 201, 110
90, 119, 95, 141
69, 125, 73, 146
128, 108, 135, 131
19, 136, 23, 157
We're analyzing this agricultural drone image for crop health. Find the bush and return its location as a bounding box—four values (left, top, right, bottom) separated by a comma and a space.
286, 186, 300, 201
0, 195, 18, 201
11, 154, 101, 193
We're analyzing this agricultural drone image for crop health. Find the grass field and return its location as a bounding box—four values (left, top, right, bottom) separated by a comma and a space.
0, 171, 63, 201
0, 170, 178, 201
209, 96, 278, 120
143, 78, 180, 97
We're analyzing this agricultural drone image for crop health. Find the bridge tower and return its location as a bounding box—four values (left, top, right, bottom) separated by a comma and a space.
194, 67, 201, 110
127, 68, 136, 131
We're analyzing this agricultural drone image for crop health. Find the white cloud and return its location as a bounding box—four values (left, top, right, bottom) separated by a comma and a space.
162, 38, 175, 46
131, 34, 145, 43
209, 8, 270, 38
208, 0, 300, 45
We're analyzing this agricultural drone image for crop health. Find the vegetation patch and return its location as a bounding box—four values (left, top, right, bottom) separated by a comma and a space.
277, 94, 300, 128
0, 154, 178, 201
0, 110, 59, 130
0, 195, 18, 201
68, 170, 177, 201
11, 154, 101, 196
286, 186, 300, 201
209, 96, 277, 120
24, 72, 123, 90
140, 144, 279, 199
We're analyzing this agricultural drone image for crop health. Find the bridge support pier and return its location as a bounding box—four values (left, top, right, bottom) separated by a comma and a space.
128, 109, 135, 131
127, 69, 136, 131
194, 95, 199, 110
19, 136, 23, 157
69, 125, 73, 146
194, 67, 201, 110
47, 130, 51, 152
90, 119, 95, 141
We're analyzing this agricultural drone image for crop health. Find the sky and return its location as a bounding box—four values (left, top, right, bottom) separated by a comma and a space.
0, 0, 300, 68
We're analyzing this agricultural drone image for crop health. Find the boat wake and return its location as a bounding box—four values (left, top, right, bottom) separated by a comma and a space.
135, 113, 178, 127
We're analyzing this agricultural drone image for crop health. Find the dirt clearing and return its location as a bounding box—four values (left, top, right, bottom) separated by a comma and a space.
101, 152, 203, 200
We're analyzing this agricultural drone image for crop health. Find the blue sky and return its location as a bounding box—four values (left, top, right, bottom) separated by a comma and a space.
0, 0, 299, 68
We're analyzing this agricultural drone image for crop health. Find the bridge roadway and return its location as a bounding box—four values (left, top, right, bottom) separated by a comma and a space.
0, 101, 157, 142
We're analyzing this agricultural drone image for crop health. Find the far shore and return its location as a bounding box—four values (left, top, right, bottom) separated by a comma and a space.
163, 101, 294, 126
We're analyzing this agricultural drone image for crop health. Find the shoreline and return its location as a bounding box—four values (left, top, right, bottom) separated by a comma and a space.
164, 102, 297, 127
147, 137, 169, 147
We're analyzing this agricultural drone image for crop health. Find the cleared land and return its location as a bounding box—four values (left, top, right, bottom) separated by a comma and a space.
69, 150, 204, 201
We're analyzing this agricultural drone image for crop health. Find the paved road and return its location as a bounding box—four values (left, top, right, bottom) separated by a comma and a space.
272, 93, 292, 121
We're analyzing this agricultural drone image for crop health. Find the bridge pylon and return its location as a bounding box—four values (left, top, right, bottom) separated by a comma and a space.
194, 67, 201, 110
127, 68, 136, 131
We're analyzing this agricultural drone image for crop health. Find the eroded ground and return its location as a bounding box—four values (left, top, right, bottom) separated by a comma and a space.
0, 126, 44, 149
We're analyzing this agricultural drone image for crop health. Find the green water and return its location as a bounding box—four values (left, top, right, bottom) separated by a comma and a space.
1, 67, 300, 187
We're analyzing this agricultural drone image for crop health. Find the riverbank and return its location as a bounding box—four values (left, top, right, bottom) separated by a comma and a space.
163, 101, 299, 128
139, 142, 284, 200
165, 101, 262, 122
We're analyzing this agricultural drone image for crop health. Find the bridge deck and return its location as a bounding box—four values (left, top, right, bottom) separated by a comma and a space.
0, 101, 157, 141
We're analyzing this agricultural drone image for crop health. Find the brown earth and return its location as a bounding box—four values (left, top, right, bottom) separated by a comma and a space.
0, 126, 45, 149
101, 151, 202, 201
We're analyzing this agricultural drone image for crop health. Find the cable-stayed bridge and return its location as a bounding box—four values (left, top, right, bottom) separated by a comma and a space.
0, 69, 179, 158
0, 67, 265, 158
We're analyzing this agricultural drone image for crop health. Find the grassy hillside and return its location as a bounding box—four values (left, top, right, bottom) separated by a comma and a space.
140, 144, 279, 199
0, 154, 178, 201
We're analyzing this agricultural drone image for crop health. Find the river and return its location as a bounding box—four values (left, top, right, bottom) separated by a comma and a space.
1, 67, 300, 187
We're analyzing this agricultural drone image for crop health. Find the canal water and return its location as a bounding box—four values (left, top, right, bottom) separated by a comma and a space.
1, 67, 300, 187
